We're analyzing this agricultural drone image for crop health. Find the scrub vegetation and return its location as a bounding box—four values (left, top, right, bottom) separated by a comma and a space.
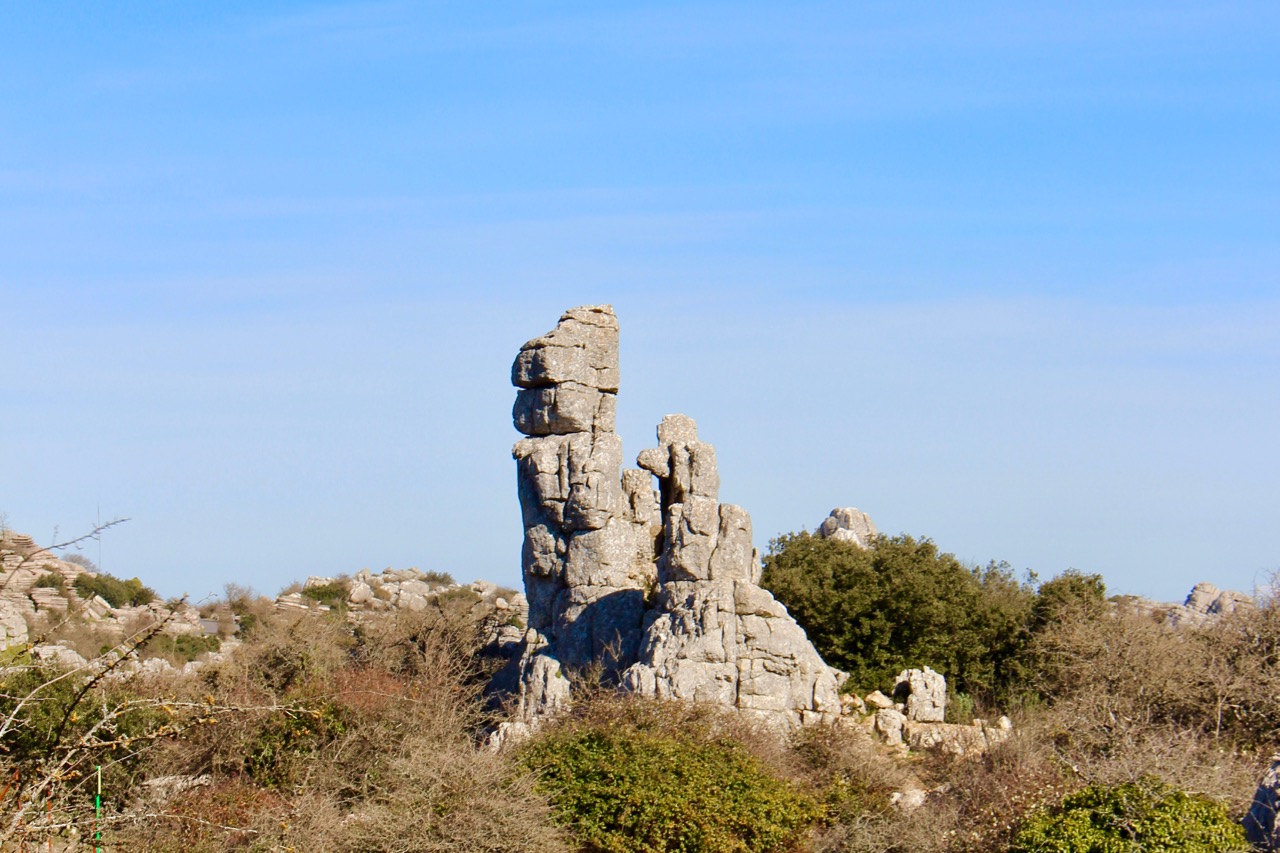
1, 528, 1274, 852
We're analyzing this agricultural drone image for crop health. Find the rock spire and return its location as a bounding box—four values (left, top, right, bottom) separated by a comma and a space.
504, 305, 839, 729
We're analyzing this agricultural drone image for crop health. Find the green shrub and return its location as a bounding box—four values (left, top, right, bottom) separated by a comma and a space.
299, 580, 349, 610
246, 700, 349, 787
761, 532, 1034, 702
72, 571, 156, 607
157, 633, 222, 662
520, 711, 819, 852
32, 571, 65, 591
946, 690, 975, 725
1008, 777, 1248, 853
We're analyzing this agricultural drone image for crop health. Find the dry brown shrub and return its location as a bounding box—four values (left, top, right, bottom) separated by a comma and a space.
924, 719, 1071, 853
797, 723, 952, 853
113, 778, 292, 852
122, 605, 568, 852
1025, 597, 1271, 817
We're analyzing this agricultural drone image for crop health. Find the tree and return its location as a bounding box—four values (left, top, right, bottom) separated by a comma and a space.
761, 532, 1035, 703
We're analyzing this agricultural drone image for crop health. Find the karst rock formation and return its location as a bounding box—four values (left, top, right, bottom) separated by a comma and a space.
504, 305, 840, 729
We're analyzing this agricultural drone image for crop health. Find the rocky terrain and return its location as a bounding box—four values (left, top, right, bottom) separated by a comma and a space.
0, 528, 216, 674
2, 305, 1275, 852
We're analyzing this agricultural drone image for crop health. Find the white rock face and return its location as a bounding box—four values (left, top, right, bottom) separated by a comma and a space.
894, 666, 946, 723
817, 507, 879, 548
505, 307, 840, 728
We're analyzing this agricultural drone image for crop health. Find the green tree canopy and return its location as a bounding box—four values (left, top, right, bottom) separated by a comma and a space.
761, 532, 1035, 702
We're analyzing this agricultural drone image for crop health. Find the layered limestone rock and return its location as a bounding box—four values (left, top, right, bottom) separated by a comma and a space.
622, 415, 840, 725
505, 306, 839, 729
1246, 756, 1280, 850
506, 306, 660, 723
818, 507, 878, 548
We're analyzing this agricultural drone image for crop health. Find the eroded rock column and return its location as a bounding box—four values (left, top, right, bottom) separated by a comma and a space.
511, 305, 659, 683
623, 415, 841, 726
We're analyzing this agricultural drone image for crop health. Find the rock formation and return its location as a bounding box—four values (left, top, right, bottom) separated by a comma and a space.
1126, 580, 1256, 628
1246, 756, 1280, 850
621, 414, 840, 724
504, 306, 839, 728
1, 528, 208, 651
818, 507, 878, 548
894, 666, 946, 723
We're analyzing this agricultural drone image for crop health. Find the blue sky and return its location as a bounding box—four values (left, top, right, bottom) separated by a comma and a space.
2, 2, 1277, 603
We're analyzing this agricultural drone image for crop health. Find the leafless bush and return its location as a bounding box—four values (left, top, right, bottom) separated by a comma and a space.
1025, 597, 1271, 816
117, 602, 567, 851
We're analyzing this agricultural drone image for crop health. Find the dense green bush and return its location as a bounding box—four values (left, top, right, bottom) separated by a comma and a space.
300, 579, 350, 610
1028, 569, 1107, 630
761, 532, 1034, 701
32, 571, 65, 590
521, 704, 820, 852
1008, 778, 1248, 853
246, 700, 349, 787
73, 571, 156, 607
157, 632, 222, 662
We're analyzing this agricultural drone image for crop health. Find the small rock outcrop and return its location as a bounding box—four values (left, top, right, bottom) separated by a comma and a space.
0, 528, 207, 651
503, 306, 839, 729
1246, 756, 1280, 850
1166, 582, 1255, 627
817, 507, 878, 548
1127, 581, 1256, 628
894, 666, 946, 723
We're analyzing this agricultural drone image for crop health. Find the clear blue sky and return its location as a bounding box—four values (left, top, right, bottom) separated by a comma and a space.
2, 2, 1277, 604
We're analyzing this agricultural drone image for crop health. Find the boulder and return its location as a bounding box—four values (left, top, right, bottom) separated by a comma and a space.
1246, 755, 1280, 850
874, 708, 907, 746
865, 690, 895, 710
817, 507, 878, 548
894, 666, 947, 722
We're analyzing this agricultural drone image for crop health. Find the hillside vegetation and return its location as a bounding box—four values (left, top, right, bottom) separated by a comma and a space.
1, 527, 1275, 852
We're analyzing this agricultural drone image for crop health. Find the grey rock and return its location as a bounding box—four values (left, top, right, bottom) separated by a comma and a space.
503, 307, 842, 729
508, 306, 655, 699
1246, 755, 1280, 850
348, 582, 373, 604
817, 507, 878, 549
1185, 581, 1222, 612
0, 595, 32, 648
894, 666, 947, 723
874, 708, 907, 746
865, 690, 895, 710
840, 692, 868, 715
890, 785, 928, 812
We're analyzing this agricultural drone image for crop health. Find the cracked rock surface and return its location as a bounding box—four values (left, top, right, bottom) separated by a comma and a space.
505, 306, 839, 728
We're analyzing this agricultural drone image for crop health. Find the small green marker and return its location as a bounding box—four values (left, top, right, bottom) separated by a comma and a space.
95, 765, 102, 852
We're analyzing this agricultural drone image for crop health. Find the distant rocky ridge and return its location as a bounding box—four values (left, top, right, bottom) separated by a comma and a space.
276, 569, 527, 622
1138, 581, 1255, 627
0, 529, 209, 649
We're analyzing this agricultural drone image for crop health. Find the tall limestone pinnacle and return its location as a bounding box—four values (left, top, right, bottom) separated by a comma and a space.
505, 305, 839, 729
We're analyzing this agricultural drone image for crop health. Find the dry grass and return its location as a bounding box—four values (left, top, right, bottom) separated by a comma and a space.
108, 605, 568, 852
